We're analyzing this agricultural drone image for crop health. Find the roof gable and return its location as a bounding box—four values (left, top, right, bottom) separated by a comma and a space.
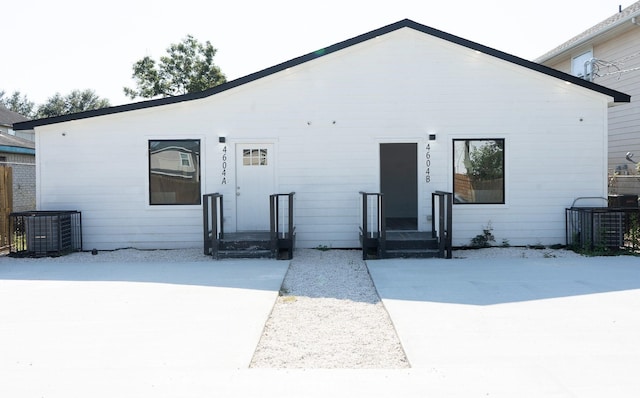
13, 19, 631, 131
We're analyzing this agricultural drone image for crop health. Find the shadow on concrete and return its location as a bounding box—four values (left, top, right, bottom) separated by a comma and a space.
0, 255, 289, 292
368, 256, 640, 306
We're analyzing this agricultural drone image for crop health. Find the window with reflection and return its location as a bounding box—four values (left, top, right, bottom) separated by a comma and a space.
453, 139, 504, 204
149, 139, 201, 205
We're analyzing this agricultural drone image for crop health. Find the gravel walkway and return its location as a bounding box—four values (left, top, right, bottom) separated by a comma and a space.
249, 249, 410, 368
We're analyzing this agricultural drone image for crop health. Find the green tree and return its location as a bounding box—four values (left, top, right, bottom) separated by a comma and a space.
124, 35, 227, 99
36, 89, 110, 118
0, 90, 36, 118
468, 141, 504, 181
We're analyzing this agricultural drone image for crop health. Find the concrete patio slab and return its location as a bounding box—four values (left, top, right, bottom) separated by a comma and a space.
0, 258, 289, 396
3, 252, 640, 397
367, 256, 640, 397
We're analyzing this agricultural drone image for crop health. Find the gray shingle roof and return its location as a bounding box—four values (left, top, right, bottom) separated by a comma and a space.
536, 1, 640, 62
0, 132, 35, 150
0, 105, 30, 127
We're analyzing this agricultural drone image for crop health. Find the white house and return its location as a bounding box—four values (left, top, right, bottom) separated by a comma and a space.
13, 19, 630, 252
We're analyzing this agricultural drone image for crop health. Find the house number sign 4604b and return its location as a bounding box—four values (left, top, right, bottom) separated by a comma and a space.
425, 144, 431, 183
221, 145, 228, 184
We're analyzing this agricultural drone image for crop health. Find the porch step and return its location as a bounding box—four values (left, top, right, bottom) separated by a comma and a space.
384, 249, 441, 259
216, 249, 273, 259
218, 232, 271, 251
219, 240, 272, 251
215, 231, 273, 259
212, 231, 295, 260
360, 230, 442, 259
386, 231, 439, 251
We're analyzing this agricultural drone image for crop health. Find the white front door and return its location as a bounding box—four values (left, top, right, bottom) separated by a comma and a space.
235, 144, 275, 231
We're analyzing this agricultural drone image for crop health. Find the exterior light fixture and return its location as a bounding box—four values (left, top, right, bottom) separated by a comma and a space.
626, 152, 637, 164
219, 136, 226, 143
428, 134, 437, 141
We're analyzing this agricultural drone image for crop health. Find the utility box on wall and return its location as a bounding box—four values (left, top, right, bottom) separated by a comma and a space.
9, 211, 82, 257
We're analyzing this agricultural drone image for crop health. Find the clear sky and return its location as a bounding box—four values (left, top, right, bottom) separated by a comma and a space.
2, 0, 632, 107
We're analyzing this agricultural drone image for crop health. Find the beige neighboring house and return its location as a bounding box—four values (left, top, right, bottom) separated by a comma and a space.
0, 106, 35, 211
537, 2, 640, 195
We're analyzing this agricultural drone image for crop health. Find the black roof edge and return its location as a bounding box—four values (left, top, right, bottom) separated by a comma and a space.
13, 19, 630, 131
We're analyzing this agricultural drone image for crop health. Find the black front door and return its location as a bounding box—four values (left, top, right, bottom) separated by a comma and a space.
380, 143, 418, 230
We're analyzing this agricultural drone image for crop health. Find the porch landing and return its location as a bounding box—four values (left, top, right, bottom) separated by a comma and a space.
361, 230, 440, 259
216, 232, 294, 260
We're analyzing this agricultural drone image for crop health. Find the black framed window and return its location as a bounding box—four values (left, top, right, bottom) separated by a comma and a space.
149, 139, 201, 205
453, 139, 504, 204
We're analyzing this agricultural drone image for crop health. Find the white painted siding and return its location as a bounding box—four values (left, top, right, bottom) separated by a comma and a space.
36, 27, 611, 250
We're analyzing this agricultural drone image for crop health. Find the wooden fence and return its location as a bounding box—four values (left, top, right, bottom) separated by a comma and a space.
0, 166, 13, 249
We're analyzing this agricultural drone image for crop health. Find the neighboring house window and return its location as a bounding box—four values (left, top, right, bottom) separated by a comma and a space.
572, 50, 593, 79
180, 152, 191, 167
149, 139, 201, 205
453, 139, 504, 204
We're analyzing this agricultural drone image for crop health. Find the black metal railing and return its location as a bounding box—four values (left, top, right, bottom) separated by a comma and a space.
9, 210, 82, 257
270, 192, 295, 259
202, 193, 223, 257
432, 191, 453, 259
359, 192, 385, 259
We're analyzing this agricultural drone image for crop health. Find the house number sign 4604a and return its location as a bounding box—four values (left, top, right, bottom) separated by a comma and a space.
221, 145, 228, 184
425, 144, 431, 183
